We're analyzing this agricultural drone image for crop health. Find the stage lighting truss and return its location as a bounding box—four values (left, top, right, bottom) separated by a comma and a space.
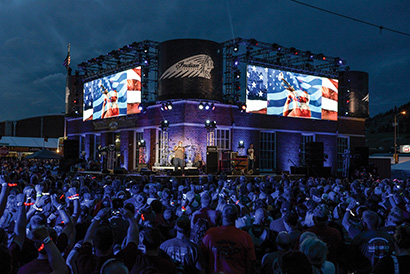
222, 38, 346, 104
76, 37, 347, 106
78, 40, 159, 82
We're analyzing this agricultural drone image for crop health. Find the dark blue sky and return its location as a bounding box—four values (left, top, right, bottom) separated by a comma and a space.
0, 0, 409, 120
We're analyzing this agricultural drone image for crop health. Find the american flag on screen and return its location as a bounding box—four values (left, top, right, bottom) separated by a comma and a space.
83, 67, 142, 121
92, 72, 128, 119
246, 66, 268, 114
127, 67, 141, 103
83, 84, 94, 121
246, 65, 338, 120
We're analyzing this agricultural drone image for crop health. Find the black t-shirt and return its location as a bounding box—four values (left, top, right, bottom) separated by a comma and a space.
350, 230, 395, 273
372, 255, 410, 274
160, 237, 204, 274
76, 242, 138, 274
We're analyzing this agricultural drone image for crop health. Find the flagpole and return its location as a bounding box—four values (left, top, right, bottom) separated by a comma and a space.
66, 43, 70, 72
64, 43, 70, 139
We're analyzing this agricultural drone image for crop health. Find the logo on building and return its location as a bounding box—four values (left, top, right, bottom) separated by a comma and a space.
160, 54, 214, 80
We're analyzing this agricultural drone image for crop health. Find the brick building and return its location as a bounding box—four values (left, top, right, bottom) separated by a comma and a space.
65, 38, 367, 176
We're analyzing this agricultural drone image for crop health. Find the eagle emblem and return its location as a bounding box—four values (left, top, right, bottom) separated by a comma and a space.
160, 54, 214, 80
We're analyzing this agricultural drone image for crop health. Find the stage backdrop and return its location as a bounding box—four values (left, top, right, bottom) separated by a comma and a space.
157, 39, 223, 102
246, 65, 339, 121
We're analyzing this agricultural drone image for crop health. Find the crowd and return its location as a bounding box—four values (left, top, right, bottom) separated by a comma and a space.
0, 157, 410, 274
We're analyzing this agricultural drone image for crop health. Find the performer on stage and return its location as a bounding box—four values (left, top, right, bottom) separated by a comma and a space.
194, 147, 204, 170
174, 141, 185, 173
247, 143, 255, 174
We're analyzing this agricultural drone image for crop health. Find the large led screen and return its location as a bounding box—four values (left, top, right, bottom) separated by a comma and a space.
246, 65, 338, 121
83, 67, 142, 121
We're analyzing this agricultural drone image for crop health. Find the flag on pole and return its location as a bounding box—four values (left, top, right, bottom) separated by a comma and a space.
63, 53, 70, 67
63, 43, 71, 68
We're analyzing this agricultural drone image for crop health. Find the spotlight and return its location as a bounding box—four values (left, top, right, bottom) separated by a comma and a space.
210, 103, 215, 111
138, 103, 147, 112
238, 140, 245, 149
139, 139, 146, 147
163, 103, 168, 111
143, 46, 149, 53
198, 102, 204, 110
238, 102, 247, 112
290, 47, 298, 55
272, 43, 282, 51
166, 102, 173, 110
204, 103, 210, 110
144, 59, 149, 65
234, 70, 241, 79
335, 58, 345, 65
305, 51, 314, 59
235, 82, 241, 91
234, 59, 239, 66
249, 39, 258, 46
160, 104, 165, 111
161, 120, 169, 128
233, 44, 239, 52
204, 120, 217, 128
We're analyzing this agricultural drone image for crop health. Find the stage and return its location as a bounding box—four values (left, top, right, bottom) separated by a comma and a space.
77, 170, 307, 182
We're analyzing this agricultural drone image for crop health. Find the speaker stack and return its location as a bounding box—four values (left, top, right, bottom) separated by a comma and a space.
206, 146, 218, 174
353, 147, 369, 167
305, 142, 324, 168
64, 140, 79, 160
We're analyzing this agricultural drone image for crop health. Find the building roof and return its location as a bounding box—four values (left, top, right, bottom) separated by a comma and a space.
0, 136, 58, 149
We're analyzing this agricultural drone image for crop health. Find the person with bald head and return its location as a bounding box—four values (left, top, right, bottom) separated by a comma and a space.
261, 231, 292, 274
242, 208, 276, 266
201, 204, 256, 274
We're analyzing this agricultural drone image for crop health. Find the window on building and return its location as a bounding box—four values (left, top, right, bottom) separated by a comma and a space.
259, 132, 275, 172
337, 137, 349, 172
301, 135, 314, 165
215, 129, 231, 151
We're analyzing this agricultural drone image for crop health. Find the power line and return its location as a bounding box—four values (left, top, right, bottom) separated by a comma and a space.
289, 0, 410, 37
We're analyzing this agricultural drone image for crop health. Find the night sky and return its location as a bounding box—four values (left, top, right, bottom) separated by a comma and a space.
0, 0, 409, 121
